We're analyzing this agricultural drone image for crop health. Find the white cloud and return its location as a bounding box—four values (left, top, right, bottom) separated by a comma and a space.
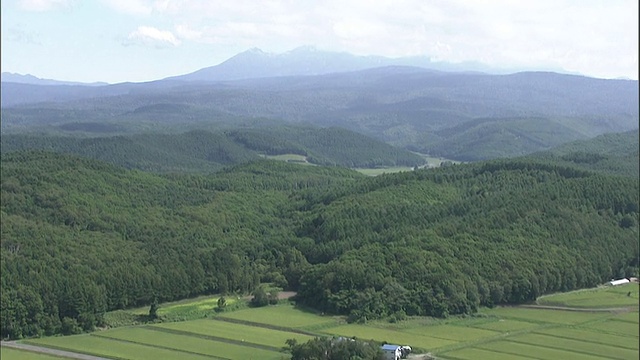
18, 0, 71, 11
125, 26, 180, 47
101, 0, 153, 15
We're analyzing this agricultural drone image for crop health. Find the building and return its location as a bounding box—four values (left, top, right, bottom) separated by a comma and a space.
381, 344, 402, 360
608, 278, 630, 286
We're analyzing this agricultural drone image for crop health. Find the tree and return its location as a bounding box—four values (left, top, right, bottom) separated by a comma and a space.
285, 337, 385, 360
148, 298, 159, 320
216, 296, 227, 310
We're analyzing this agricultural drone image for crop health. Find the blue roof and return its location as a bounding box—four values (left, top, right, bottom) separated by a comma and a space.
381, 344, 401, 350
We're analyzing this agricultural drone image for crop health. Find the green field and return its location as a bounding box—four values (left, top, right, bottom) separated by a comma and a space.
537, 283, 640, 308
94, 326, 285, 359
535, 326, 639, 350
261, 154, 311, 164
0, 347, 66, 360
320, 323, 457, 350
477, 340, 606, 360
25, 335, 213, 360
13, 285, 640, 360
583, 319, 640, 337
218, 304, 338, 329
354, 166, 414, 176
471, 318, 540, 332
154, 319, 314, 347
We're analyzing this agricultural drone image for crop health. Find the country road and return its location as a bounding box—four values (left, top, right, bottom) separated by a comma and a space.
1, 341, 111, 360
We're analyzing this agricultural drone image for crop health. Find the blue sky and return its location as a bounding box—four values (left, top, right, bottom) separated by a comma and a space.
2, 0, 638, 83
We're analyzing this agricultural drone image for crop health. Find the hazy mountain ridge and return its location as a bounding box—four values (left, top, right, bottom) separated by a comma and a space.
1, 72, 108, 86
1, 50, 637, 162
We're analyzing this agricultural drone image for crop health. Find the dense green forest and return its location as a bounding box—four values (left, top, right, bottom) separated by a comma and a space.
1, 148, 637, 339
531, 130, 639, 178
0, 126, 425, 172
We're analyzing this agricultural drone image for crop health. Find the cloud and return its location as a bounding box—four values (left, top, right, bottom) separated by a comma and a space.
4, 26, 42, 44
125, 26, 180, 47
18, 0, 71, 11
101, 0, 153, 15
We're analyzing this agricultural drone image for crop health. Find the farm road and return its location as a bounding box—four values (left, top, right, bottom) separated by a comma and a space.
1, 341, 110, 360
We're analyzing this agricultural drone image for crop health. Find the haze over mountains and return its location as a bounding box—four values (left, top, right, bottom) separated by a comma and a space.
1, 47, 638, 162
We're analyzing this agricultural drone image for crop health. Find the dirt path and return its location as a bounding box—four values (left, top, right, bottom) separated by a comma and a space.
1, 341, 111, 360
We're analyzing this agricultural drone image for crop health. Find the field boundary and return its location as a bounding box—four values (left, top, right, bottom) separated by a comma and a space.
89, 333, 230, 360
144, 325, 283, 352
212, 316, 320, 336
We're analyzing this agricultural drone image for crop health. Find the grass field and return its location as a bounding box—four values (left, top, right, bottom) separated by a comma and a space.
320, 323, 457, 350
11, 284, 639, 360
25, 334, 214, 360
218, 304, 338, 330
153, 318, 314, 347
354, 166, 414, 176
261, 154, 313, 165
537, 283, 639, 308
0, 347, 66, 360
94, 326, 285, 359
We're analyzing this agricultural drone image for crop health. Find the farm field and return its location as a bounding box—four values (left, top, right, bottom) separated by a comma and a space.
354, 166, 414, 176
217, 304, 338, 330
8, 285, 639, 360
537, 283, 639, 308
0, 347, 66, 360
153, 318, 314, 347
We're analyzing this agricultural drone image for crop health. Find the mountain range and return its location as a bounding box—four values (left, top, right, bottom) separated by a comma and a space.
1, 47, 637, 162
2, 46, 573, 86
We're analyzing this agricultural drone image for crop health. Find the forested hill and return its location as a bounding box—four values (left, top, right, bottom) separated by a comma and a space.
1, 151, 638, 339
531, 130, 639, 178
0, 127, 426, 172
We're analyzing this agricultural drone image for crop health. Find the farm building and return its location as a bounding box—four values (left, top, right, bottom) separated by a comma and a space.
381, 344, 411, 360
608, 278, 630, 286
381, 344, 402, 360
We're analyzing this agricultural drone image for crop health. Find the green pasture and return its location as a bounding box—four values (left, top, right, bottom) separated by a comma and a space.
535, 327, 639, 350
614, 311, 640, 323
477, 340, 605, 360
320, 324, 456, 350
403, 324, 498, 341
354, 167, 414, 176
537, 283, 640, 308
154, 319, 313, 348
0, 347, 66, 360
480, 306, 610, 324
509, 332, 638, 360
262, 154, 311, 164
25, 334, 212, 360
440, 347, 535, 360
94, 326, 285, 360
583, 319, 639, 337
471, 318, 540, 332
218, 304, 337, 329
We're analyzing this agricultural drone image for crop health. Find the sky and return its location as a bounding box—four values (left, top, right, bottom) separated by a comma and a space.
1, 0, 638, 84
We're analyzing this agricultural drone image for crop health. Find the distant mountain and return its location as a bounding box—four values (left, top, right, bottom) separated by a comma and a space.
2, 66, 637, 162
165, 46, 567, 82
1, 72, 108, 86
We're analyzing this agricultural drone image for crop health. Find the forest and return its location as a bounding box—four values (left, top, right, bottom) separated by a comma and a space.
1, 145, 637, 339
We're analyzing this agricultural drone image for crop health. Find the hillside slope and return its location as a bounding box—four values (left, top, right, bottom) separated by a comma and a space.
0, 127, 426, 172
1, 151, 637, 338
